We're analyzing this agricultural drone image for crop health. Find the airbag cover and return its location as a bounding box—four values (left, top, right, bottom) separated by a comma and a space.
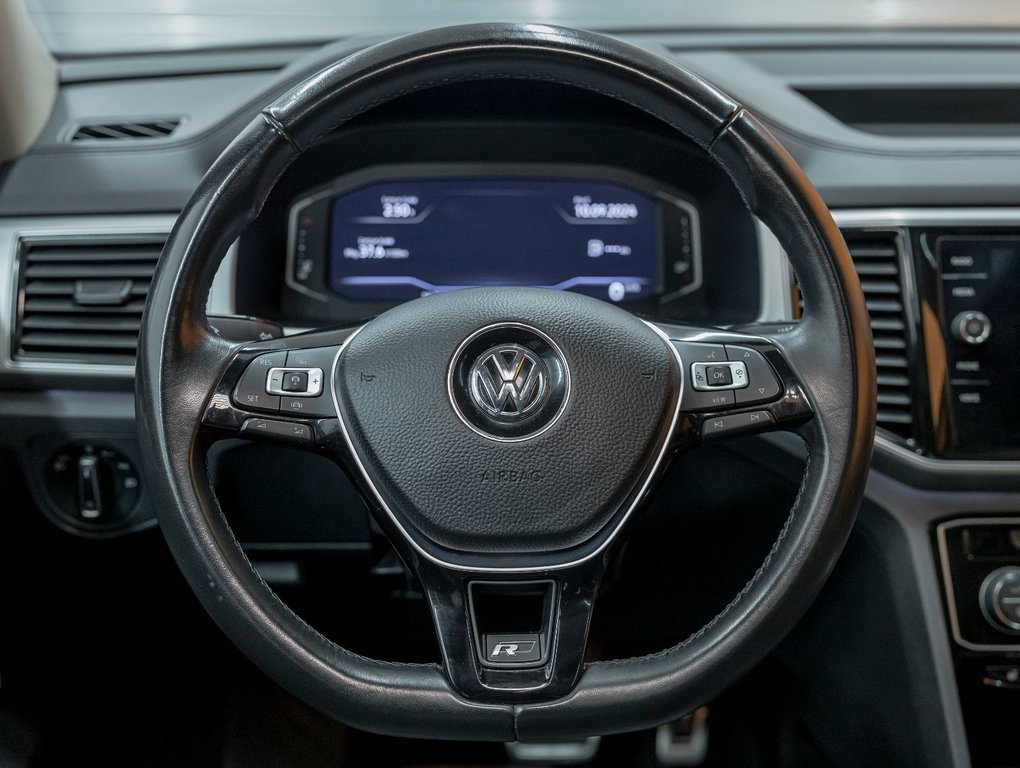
334, 287, 678, 554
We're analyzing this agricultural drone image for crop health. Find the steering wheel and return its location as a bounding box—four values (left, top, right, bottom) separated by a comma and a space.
136, 23, 875, 742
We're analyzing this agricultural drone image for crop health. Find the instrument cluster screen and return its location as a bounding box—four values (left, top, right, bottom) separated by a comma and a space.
326, 178, 661, 303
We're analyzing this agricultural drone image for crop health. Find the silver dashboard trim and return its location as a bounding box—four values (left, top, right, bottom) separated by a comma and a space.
935, 516, 1020, 652
875, 433, 1020, 476
754, 220, 796, 323
210, 238, 239, 318
0, 213, 237, 377
833, 207, 1020, 228
1, 215, 176, 376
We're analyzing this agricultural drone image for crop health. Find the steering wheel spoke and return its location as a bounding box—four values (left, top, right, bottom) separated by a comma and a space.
649, 321, 815, 450
413, 555, 605, 704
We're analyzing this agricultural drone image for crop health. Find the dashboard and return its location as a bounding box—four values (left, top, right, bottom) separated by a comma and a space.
7, 26, 1020, 768
232, 100, 764, 330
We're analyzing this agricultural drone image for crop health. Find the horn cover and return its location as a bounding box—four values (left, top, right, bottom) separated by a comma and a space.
334, 287, 679, 556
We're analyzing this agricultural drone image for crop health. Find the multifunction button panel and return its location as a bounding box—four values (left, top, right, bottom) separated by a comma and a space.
215, 334, 802, 449
232, 346, 339, 418
672, 341, 783, 412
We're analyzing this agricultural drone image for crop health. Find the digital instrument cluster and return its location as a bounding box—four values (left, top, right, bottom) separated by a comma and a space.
286, 165, 702, 312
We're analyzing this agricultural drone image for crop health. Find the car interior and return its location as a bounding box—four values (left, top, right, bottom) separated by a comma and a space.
1, 2, 1019, 767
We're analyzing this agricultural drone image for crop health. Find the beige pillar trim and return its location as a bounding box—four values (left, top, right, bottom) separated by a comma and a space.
0, 0, 57, 164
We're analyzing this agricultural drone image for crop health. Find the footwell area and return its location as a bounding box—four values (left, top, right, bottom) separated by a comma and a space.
0, 440, 947, 768
0, 444, 786, 768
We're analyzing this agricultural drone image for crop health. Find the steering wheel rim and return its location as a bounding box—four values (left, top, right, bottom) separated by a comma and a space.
136, 22, 875, 742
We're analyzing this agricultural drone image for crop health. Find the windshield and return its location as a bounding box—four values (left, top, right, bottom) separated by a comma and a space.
26, 0, 1020, 58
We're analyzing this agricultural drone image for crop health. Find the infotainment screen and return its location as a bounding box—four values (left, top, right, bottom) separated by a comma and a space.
327, 178, 660, 303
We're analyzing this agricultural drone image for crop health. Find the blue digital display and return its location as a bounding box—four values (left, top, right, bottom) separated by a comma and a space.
328, 178, 660, 303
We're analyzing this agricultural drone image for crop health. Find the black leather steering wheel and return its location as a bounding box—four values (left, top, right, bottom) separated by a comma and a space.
136, 23, 875, 742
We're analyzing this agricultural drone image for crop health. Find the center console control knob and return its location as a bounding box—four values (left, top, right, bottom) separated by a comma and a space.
980, 566, 1020, 633
952, 311, 991, 345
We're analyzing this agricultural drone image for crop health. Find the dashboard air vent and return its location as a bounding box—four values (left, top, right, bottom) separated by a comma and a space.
840, 229, 914, 441
69, 118, 181, 142
13, 235, 165, 365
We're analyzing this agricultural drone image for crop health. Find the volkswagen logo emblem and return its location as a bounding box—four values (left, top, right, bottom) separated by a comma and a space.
448, 323, 570, 442
469, 344, 549, 419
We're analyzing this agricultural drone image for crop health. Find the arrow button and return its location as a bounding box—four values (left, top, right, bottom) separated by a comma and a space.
726, 345, 782, 405
702, 410, 774, 441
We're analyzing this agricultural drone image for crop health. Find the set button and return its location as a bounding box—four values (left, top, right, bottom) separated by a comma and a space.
232, 351, 286, 413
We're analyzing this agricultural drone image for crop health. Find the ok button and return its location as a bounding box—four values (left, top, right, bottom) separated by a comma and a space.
706, 366, 733, 386
690, 361, 747, 392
